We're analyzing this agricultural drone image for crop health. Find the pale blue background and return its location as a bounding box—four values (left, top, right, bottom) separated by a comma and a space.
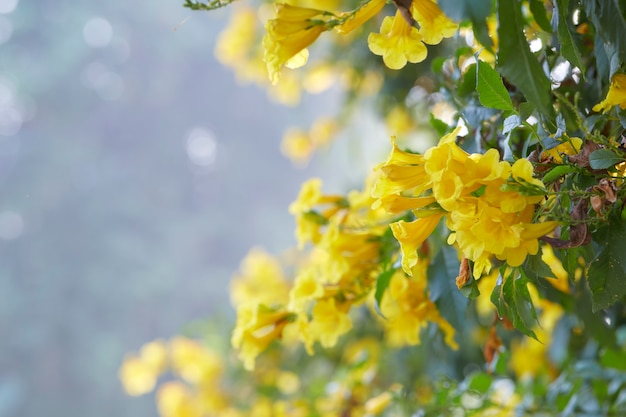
0, 1, 342, 416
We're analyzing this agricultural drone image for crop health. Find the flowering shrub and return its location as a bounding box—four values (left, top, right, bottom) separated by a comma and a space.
122, 0, 626, 415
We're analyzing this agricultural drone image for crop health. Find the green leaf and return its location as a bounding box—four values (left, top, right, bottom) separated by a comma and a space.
588, 219, 626, 311
458, 63, 477, 97
428, 246, 468, 333
430, 114, 450, 136
438, 0, 493, 47
585, 0, 626, 69
303, 210, 328, 225
522, 250, 555, 281
542, 165, 577, 183
600, 349, 626, 371
529, 0, 553, 32
589, 149, 624, 170
490, 268, 539, 340
468, 373, 492, 394
555, 0, 586, 75
476, 60, 514, 111
374, 268, 396, 318
574, 276, 618, 347
519, 102, 535, 120
497, 0, 555, 120
503, 114, 521, 134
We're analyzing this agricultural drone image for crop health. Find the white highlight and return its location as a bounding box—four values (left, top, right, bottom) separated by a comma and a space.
83, 17, 113, 48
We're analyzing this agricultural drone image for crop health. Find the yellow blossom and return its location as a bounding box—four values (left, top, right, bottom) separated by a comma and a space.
231, 304, 292, 370
368, 10, 428, 70
231, 247, 290, 308
541, 244, 570, 293
385, 105, 415, 136
335, 0, 386, 34
289, 178, 345, 247
118, 339, 168, 396
510, 298, 563, 379
364, 391, 393, 415
276, 371, 301, 395
376, 126, 557, 278
593, 73, 626, 113
303, 63, 337, 93
308, 298, 352, 348
214, 7, 258, 67
380, 270, 458, 349
309, 116, 338, 147
410, 0, 458, 45
263, 4, 330, 84
157, 381, 200, 417
541, 137, 583, 164
390, 212, 444, 275
289, 267, 325, 311
119, 355, 160, 396
169, 337, 223, 386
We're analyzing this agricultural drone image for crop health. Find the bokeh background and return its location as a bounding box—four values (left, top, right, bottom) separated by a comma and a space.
0, 1, 360, 416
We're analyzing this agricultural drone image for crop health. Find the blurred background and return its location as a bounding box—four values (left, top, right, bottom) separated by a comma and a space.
0, 1, 357, 416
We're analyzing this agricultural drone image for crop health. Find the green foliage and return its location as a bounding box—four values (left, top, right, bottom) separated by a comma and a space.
183, 0, 235, 11
374, 268, 395, 317
555, 0, 586, 75
589, 148, 625, 170
496, 0, 555, 121
491, 268, 539, 340
588, 218, 626, 311
476, 60, 514, 112
585, 0, 626, 69
428, 246, 469, 332
438, 0, 492, 46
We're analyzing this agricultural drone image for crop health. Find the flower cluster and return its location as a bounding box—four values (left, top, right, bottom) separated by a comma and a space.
119, 337, 227, 417
368, 0, 457, 69
374, 127, 559, 278
230, 176, 458, 370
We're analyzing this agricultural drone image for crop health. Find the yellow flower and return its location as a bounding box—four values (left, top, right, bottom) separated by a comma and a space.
335, 0, 386, 34
462, 149, 510, 189
118, 339, 168, 396
541, 137, 583, 164
289, 267, 325, 311
385, 105, 416, 136
364, 391, 393, 415
169, 337, 223, 386
289, 178, 346, 247
231, 247, 290, 308
214, 7, 258, 67
308, 298, 352, 348
276, 371, 301, 395
593, 73, 626, 113
372, 194, 436, 214
423, 127, 467, 179
280, 118, 339, 165
263, 4, 330, 84
390, 212, 444, 275
157, 381, 200, 417
431, 168, 464, 211
410, 0, 458, 45
119, 355, 159, 396
510, 297, 563, 379
368, 10, 428, 70
309, 116, 338, 147
140, 339, 168, 374
380, 270, 458, 349
511, 158, 546, 191
541, 244, 570, 293
231, 304, 291, 370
